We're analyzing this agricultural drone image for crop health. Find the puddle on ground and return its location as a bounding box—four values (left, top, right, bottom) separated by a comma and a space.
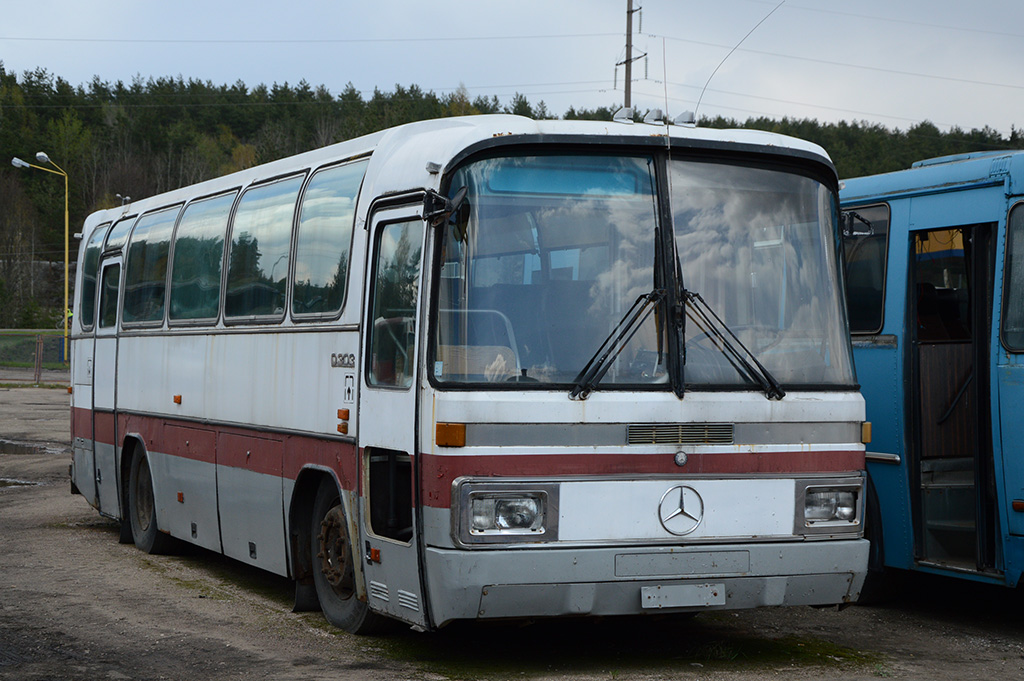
0, 440, 63, 456
0, 478, 40, 488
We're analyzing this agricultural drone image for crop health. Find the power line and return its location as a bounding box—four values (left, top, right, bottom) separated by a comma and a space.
650, 32, 1024, 92
654, 82, 933, 126
0, 32, 618, 45
747, 0, 1024, 40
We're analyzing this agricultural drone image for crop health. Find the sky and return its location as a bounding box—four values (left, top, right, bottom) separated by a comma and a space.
2, 0, 1023, 137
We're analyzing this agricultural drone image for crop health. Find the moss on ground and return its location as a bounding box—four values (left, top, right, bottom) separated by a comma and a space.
358, 614, 877, 680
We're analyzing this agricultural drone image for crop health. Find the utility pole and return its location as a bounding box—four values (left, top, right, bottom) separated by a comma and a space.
618, 1, 644, 110
625, 0, 633, 109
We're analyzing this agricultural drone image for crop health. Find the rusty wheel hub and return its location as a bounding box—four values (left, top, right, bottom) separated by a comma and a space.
316, 506, 351, 594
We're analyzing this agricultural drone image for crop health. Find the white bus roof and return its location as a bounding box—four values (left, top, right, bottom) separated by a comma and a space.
79, 114, 835, 238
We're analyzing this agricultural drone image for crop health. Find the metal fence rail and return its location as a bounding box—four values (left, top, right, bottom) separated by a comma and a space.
0, 331, 68, 384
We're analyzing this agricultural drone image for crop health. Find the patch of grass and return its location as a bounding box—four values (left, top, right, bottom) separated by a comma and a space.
164, 575, 232, 601
362, 615, 877, 680
0, 361, 68, 370
175, 552, 294, 606
145, 545, 295, 609
0, 382, 69, 389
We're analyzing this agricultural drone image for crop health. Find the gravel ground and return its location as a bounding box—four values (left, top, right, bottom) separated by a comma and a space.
3, 382, 1024, 680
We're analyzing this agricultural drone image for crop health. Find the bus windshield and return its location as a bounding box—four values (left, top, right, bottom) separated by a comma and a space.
672, 160, 854, 388
432, 153, 854, 391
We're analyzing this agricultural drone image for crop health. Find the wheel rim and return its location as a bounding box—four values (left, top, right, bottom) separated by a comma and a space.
316, 505, 354, 600
133, 456, 155, 532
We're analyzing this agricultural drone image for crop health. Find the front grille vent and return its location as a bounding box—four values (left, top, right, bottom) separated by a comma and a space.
627, 423, 734, 445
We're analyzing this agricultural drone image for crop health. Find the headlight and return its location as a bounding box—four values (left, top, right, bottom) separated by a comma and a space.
454, 480, 559, 546
803, 487, 859, 525
471, 495, 544, 533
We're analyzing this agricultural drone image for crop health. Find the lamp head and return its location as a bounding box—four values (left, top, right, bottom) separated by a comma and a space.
35, 151, 51, 164
11, 157, 30, 169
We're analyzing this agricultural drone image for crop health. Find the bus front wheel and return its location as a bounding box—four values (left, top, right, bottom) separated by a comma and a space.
311, 479, 388, 634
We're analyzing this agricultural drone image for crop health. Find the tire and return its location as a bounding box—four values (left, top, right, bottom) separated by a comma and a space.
128, 449, 175, 554
311, 479, 388, 634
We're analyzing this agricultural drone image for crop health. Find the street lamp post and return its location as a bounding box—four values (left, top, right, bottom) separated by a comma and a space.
11, 152, 70, 361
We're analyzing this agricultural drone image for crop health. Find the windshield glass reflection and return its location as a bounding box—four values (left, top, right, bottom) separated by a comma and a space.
432, 154, 855, 390
434, 155, 665, 386
671, 160, 854, 386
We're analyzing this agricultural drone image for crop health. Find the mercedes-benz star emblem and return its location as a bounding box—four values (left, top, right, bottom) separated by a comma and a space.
657, 485, 704, 536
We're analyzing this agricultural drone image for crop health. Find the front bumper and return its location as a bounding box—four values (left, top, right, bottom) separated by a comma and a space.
423, 538, 869, 626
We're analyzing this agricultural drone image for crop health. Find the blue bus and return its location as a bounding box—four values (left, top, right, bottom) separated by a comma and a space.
840, 150, 1024, 588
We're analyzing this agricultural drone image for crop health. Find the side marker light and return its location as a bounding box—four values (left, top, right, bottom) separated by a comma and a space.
436, 422, 466, 447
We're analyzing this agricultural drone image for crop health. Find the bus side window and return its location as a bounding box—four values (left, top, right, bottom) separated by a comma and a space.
225, 175, 304, 320
1003, 204, 1024, 350
79, 224, 110, 329
169, 192, 235, 323
292, 160, 367, 318
368, 220, 423, 388
843, 204, 890, 334
123, 206, 179, 325
98, 264, 121, 329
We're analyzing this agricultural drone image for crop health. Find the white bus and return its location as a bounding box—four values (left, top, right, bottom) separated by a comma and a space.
69, 114, 869, 633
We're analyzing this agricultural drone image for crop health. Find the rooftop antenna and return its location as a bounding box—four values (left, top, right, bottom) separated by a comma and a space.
693, 0, 785, 122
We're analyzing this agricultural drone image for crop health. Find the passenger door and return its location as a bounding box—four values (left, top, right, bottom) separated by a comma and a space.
908, 224, 996, 571
71, 224, 110, 507
92, 256, 122, 518
357, 206, 429, 628
998, 203, 1024, 536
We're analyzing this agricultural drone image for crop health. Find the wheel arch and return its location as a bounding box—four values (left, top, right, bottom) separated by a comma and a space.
118, 434, 146, 522
288, 466, 370, 612
289, 467, 338, 585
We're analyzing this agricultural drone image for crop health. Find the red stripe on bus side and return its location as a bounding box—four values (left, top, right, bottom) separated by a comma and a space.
216, 431, 283, 476
72, 407, 93, 439
82, 410, 358, 490
419, 449, 865, 508
83, 408, 861, 509
94, 410, 116, 445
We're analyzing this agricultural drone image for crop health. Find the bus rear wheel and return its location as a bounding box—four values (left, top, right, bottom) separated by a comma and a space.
128, 449, 175, 554
311, 479, 387, 634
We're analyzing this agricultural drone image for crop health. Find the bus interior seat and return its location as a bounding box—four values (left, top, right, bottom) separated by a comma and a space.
469, 285, 545, 366
437, 308, 520, 381
544, 279, 604, 372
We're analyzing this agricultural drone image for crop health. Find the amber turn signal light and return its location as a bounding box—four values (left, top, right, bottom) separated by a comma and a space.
436, 422, 466, 447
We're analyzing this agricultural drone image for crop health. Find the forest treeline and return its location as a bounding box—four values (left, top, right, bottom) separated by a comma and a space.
1, 63, 1021, 327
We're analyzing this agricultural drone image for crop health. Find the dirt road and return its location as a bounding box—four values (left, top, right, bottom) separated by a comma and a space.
3, 384, 1024, 680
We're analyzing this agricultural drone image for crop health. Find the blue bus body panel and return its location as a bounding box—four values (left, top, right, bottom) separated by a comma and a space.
857, 342, 914, 569
842, 150, 1024, 587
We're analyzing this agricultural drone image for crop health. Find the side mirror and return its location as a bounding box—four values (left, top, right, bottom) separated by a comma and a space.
841, 210, 874, 237
423, 186, 468, 228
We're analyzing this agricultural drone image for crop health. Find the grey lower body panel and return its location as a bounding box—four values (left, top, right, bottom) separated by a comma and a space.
423, 539, 868, 627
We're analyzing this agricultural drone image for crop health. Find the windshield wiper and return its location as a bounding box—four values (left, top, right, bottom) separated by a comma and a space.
682, 290, 786, 400
569, 289, 666, 400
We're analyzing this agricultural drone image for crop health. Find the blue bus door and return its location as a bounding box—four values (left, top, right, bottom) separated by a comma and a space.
908, 223, 997, 572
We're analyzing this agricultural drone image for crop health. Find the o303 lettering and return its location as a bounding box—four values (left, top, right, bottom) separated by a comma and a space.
330, 353, 356, 368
